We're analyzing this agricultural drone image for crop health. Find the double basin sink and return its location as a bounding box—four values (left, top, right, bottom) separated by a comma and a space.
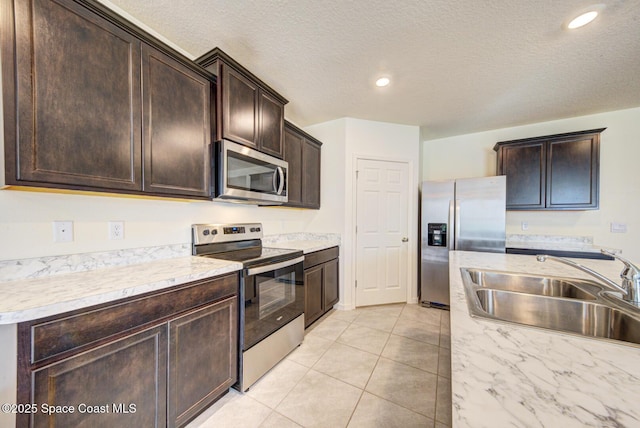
460, 268, 640, 346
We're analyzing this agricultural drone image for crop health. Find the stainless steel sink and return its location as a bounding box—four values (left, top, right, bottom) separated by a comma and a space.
464, 269, 599, 300
460, 268, 640, 346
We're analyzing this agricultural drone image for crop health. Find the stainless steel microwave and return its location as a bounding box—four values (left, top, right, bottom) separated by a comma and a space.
214, 139, 288, 205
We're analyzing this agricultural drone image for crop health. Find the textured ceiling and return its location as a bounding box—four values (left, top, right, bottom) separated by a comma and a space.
103, 0, 640, 139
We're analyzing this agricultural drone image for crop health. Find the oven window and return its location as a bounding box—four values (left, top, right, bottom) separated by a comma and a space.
243, 262, 304, 350
259, 273, 296, 319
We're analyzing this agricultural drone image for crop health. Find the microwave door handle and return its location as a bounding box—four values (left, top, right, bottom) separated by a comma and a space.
275, 166, 285, 195
272, 168, 278, 193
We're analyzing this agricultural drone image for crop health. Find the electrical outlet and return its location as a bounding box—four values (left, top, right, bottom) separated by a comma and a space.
521, 221, 529, 231
53, 221, 73, 243
108, 221, 124, 240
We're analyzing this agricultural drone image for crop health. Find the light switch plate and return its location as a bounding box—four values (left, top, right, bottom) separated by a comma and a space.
610, 222, 627, 233
53, 221, 73, 242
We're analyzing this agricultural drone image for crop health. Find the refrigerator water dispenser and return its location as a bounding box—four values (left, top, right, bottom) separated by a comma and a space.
427, 223, 447, 247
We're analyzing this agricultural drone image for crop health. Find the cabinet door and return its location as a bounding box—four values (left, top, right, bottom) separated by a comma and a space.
323, 259, 339, 309
498, 142, 546, 209
9, 0, 142, 190
221, 64, 259, 148
168, 297, 238, 427
258, 91, 284, 158
30, 325, 167, 428
283, 127, 303, 206
142, 44, 211, 198
302, 140, 321, 209
546, 136, 599, 209
304, 265, 324, 328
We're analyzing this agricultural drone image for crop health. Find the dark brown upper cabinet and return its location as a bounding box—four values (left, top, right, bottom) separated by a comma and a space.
196, 48, 288, 159
1, 0, 214, 199
3, 0, 143, 191
142, 45, 211, 198
494, 128, 605, 210
283, 121, 322, 209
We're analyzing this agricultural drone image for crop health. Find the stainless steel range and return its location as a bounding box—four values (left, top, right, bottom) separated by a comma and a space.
191, 223, 304, 391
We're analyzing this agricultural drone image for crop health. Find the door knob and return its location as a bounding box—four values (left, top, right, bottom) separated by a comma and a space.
402, 237, 409, 242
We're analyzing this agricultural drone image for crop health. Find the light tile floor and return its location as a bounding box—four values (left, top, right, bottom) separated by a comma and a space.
187, 303, 451, 428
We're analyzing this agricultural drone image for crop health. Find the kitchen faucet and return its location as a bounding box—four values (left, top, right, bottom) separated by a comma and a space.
536, 251, 640, 306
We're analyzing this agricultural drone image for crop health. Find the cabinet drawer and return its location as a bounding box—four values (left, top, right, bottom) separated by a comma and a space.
26, 273, 238, 365
304, 246, 339, 269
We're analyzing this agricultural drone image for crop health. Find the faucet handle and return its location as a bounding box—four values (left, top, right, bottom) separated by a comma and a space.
601, 249, 640, 278
601, 249, 640, 305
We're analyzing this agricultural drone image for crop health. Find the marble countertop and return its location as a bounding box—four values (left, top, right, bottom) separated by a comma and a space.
0, 256, 242, 325
266, 239, 340, 254
263, 232, 341, 254
449, 251, 640, 427
0, 232, 341, 325
505, 234, 617, 254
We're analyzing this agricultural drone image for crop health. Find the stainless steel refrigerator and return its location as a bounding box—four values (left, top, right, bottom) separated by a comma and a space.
420, 176, 506, 308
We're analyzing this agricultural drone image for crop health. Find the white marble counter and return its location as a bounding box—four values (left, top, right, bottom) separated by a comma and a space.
0, 256, 241, 324
263, 233, 341, 254
450, 251, 640, 428
506, 234, 618, 254
0, 233, 340, 325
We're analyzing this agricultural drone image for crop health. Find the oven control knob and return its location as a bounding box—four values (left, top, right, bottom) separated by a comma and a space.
202, 229, 210, 236
250, 227, 256, 232
212, 229, 218, 235
255, 227, 261, 232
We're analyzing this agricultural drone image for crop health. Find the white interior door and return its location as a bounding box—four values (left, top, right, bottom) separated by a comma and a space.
355, 158, 409, 307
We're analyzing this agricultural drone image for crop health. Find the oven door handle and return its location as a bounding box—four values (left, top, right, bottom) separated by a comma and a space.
246, 255, 305, 276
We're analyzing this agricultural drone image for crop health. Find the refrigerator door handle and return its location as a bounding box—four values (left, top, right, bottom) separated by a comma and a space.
448, 200, 455, 250
454, 200, 461, 250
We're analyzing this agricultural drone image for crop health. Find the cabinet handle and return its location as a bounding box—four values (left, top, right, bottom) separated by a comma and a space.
402, 237, 409, 242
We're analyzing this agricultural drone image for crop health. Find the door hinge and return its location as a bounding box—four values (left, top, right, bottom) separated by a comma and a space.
356, 170, 359, 179
355, 280, 357, 288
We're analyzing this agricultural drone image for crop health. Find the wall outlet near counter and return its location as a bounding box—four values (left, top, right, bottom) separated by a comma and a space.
610, 222, 627, 233
109, 221, 124, 240
521, 221, 529, 231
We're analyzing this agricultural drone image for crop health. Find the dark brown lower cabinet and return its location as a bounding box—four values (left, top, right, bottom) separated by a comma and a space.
168, 297, 237, 427
17, 274, 239, 428
31, 326, 167, 428
304, 247, 339, 328
304, 265, 324, 327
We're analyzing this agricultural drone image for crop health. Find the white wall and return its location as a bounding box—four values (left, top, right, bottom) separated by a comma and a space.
422, 107, 640, 262
0, 189, 326, 260
306, 118, 420, 309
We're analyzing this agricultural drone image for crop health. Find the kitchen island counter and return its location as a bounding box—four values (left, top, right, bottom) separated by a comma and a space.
450, 251, 640, 427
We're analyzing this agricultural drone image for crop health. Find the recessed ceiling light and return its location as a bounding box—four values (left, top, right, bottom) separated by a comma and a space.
566, 5, 605, 30
568, 11, 598, 29
375, 77, 390, 87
